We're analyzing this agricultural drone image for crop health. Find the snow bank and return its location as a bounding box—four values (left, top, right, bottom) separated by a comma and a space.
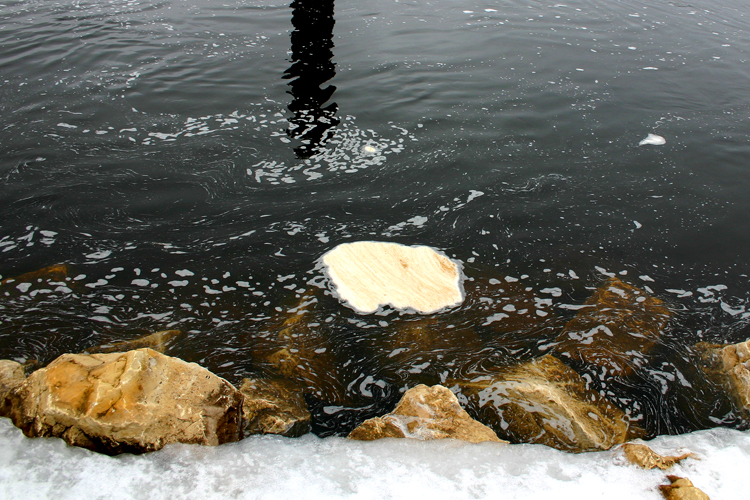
1, 418, 748, 499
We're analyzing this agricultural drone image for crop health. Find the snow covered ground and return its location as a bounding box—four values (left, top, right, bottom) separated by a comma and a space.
1, 418, 748, 500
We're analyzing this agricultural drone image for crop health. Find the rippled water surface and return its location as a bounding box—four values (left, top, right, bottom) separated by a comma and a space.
2, 0, 750, 439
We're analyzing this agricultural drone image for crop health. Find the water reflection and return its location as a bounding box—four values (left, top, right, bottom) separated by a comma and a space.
284, 0, 339, 159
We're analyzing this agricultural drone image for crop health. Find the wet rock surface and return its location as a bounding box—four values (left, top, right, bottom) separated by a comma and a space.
0, 360, 25, 417
6, 348, 243, 455
455, 354, 630, 452
659, 476, 711, 500
552, 277, 671, 377
695, 338, 750, 417
348, 384, 505, 444
716, 338, 750, 410
621, 442, 695, 470
240, 378, 311, 437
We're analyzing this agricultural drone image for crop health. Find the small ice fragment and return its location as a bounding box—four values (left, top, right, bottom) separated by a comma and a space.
634, 221, 642, 229
639, 133, 666, 146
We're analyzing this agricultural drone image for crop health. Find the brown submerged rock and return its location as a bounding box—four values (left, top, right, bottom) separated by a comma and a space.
0, 264, 73, 298
552, 277, 670, 377
348, 384, 505, 444
659, 476, 711, 500
0, 360, 26, 417
262, 291, 349, 405
621, 443, 695, 470
454, 354, 630, 452
7, 348, 243, 455
467, 276, 558, 336
240, 378, 311, 437
88, 330, 182, 355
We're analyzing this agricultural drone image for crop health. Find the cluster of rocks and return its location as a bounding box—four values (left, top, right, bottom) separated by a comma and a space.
4, 243, 748, 499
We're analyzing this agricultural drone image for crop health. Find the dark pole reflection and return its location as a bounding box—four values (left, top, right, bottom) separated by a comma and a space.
283, 0, 339, 159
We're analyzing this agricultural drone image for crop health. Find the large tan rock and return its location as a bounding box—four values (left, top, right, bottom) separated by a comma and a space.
454, 355, 630, 452
621, 443, 694, 470
552, 278, 670, 376
717, 338, 750, 410
240, 378, 311, 437
7, 348, 243, 454
696, 338, 750, 416
659, 476, 711, 500
321, 241, 464, 314
348, 384, 505, 444
0, 360, 26, 417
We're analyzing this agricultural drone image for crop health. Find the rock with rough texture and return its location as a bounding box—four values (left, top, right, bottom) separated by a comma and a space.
659, 476, 711, 500
348, 384, 505, 444
551, 278, 670, 376
696, 338, 750, 416
240, 378, 311, 437
716, 338, 750, 410
0, 360, 26, 417
321, 241, 464, 314
89, 330, 182, 354
7, 348, 243, 455
621, 443, 695, 470
454, 354, 630, 452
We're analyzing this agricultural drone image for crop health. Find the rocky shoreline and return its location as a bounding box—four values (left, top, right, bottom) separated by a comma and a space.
3, 244, 750, 499
2, 330, 747, 499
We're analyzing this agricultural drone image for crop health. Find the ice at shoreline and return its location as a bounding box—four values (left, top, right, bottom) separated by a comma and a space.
1, 418, 748, 500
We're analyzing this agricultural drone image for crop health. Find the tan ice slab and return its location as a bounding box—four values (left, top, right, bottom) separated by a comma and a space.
321, 241, 464, 314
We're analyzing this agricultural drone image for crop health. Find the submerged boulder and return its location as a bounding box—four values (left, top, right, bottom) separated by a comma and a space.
7, 348, 243, 454
454, 354, 630, 452
258, 291, 350, 405
321, 241, 464, 314
240, 378, 311, 437
0, 360, 26, 417
348, 384, 505, 444
0, 264, 73, 298
552, 278, 670, 376
659, 476, 711, 500
88, 329, 182, 355
621, 442, 695, 470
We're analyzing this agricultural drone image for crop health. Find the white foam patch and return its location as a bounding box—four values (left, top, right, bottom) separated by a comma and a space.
639, 134, 666, 146
0, 419, 747, 500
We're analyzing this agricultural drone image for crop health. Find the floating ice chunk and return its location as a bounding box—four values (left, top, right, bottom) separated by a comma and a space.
639, 133, 666, 146
321, 241, 464, 314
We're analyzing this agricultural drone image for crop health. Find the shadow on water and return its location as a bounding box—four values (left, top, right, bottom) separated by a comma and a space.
283, 0, 339, 159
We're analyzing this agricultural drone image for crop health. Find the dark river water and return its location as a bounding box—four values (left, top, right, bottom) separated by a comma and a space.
2, 0, 750, 440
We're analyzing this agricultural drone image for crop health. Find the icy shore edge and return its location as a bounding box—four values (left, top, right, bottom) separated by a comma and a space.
1, 418, 748, 500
